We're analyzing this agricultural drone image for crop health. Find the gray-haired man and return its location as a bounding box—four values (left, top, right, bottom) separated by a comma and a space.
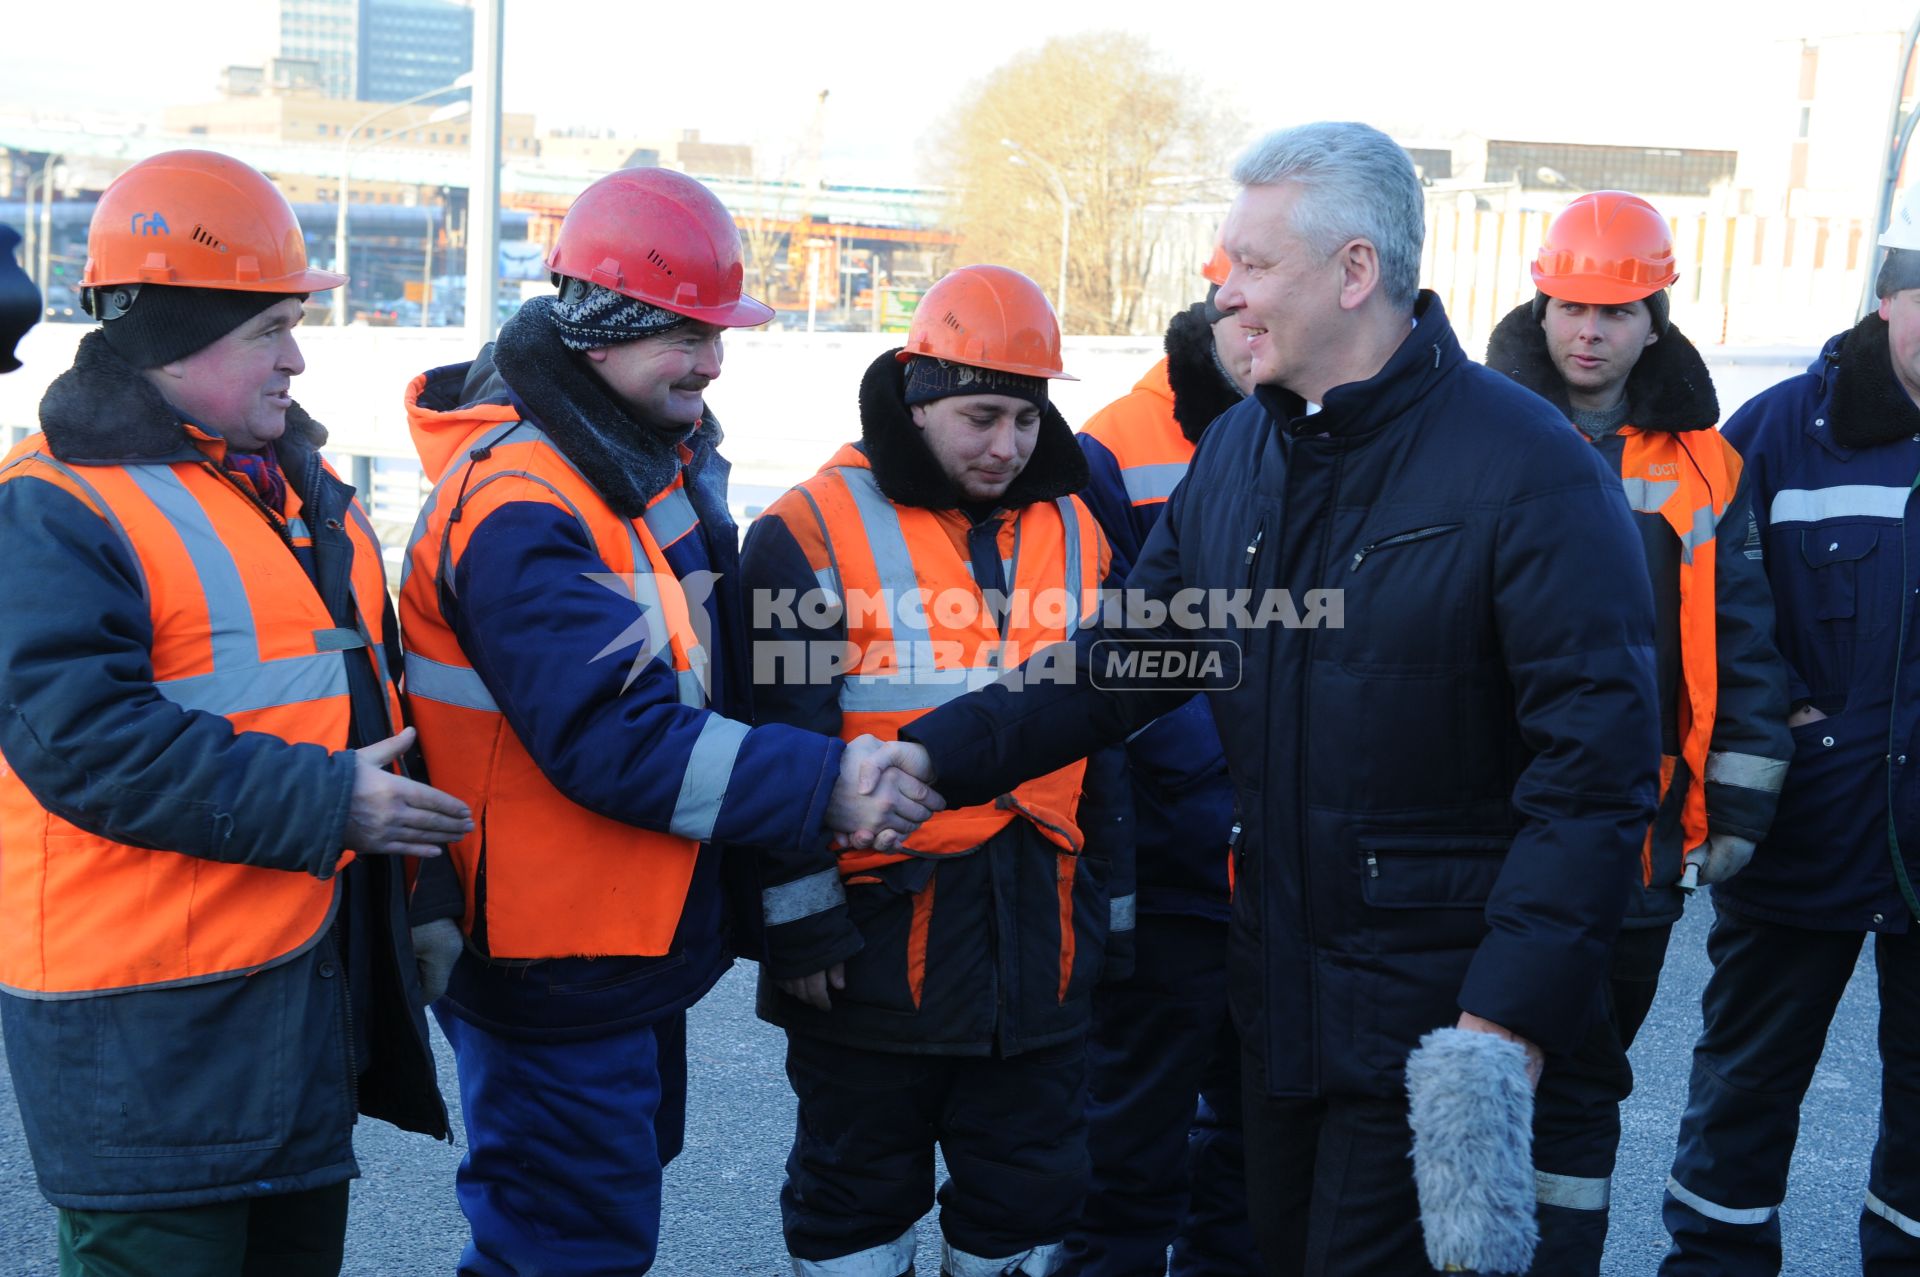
865, 121, 1661, 1274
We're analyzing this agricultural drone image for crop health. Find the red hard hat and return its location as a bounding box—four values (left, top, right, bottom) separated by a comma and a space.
82, 150, 343, 294
895, 264, 1076, 381
546, 168, 771, 328
1532, 191, 1678, 305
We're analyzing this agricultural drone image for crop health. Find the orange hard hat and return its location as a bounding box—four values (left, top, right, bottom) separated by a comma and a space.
547, 167, 772, 328
1202, 242, 1231, 286
895, 264, 1076, 381
82, 150, 343, 295
1531, 191, 1677, 305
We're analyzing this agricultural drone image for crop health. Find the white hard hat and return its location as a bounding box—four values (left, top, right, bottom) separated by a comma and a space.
1880, 186, 1920, 250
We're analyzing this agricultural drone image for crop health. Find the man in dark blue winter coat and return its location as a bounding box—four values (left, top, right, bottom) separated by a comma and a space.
1660, 188, 1920, 1277
862, 121, 1662, 1276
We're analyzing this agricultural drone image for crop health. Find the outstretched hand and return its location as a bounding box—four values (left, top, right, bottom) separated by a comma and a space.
824, 735, 942, 851
344, 727, 474, 858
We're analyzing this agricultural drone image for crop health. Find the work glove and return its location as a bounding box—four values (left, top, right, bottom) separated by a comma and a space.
1687, 833, 1757, 887
410, 918, 463, 1007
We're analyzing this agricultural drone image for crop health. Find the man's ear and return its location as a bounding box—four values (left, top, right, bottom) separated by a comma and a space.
908, 403, 929, 430
1337, 238, 1383, 313
582, 346, 610, 366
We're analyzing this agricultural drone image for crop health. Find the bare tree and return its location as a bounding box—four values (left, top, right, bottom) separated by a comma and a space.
931, 32, 1240, 336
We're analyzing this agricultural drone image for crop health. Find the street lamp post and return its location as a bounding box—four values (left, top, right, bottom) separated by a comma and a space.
1001, 138, 1071, 333
335, 72, 474, 325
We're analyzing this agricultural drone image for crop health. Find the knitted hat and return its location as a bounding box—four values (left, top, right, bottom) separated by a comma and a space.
551, 276, 690, 351
98, 285, 300, 369
901, 356, 1048, 411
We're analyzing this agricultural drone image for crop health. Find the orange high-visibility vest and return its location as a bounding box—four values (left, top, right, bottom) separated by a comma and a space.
777, 445, 1106, 875
398, 409, 720, 960
0, 436, 397, 997
1080, 357, 1195, 507
1616, 427, 1742, 878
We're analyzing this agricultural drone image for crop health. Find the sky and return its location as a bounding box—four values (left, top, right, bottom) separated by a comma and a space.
4, 0, 1919, 185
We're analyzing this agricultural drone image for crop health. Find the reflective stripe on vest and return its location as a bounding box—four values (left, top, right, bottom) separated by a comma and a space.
0, 440, 385, 997
398, 417, 718, 959
1618, 428, 1741, 868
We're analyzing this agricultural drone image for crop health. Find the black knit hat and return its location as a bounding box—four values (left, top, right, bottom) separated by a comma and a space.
97, 285, 300, 369
901, 356, 1048, 410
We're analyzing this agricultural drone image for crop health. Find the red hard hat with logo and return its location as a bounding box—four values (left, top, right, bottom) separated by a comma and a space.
547, 167, 772, 327
895, 264, 1076, 380
1532, 191, 1678, 304
82, 149, 344, 296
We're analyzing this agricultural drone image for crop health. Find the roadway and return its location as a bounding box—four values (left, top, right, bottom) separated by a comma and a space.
0, 890, 1886, 1274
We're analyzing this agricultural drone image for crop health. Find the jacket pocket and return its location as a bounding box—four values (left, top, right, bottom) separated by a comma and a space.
1348, 523, 1464, 572
1802, 523, 1892, 639
91, 964, 298, 1155
1357, 833, 1509, 914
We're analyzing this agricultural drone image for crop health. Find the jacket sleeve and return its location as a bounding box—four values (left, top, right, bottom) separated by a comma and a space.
902, 477, 1196, 800
446, 500, 845, 860
0, 473, 359, 876
738, 508, 865, 980
1456, 435, 1661, 1057
1702, 455, 1794, 843
1079, 737, 1136, 980
1722, 392, 1814, 706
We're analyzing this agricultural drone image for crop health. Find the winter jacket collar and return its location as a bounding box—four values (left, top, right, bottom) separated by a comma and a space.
38, 329, 331, 476
477, 296, 722, 519
1164, 302, 1243, 443
857, 347, 1088, 511
1823, 311, 1920, 453
1253, 291, 1462, 442
1483, 301, 1719, 433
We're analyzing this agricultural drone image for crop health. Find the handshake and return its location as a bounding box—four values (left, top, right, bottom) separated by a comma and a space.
823, 734, 945, 851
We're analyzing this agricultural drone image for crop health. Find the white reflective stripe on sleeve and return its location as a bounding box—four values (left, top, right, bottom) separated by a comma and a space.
1705, 751, 1791, 793
941, 1239, 1065, 1277
404, 653, 499, 712
1867, 1190, 1920, 1238
1110, 893, 1136, 932
1769, 485, 1912, 524
1120, 462, 1186, 504
763, 868, 846, 926
1536, 1169, 1611, 1211
669, 714, 750, 841
791, 1226, 917, 1275
1665, 1175, 1777, 1226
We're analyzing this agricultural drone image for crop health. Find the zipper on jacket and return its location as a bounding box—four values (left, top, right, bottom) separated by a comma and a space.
1243, 519, 1267, 592
1349, 524, 1459, 571
1365, 850, 1379, 879
205, 461, 296, 551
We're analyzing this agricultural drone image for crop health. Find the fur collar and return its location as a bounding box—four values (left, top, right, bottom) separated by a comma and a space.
1163, 302, 1244, 442
38, 328, 329, 467
490, 297, 721, 518
857, 349, 1089, 510
1484, 301, 1718, 432
1828, 312, 1920, 450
